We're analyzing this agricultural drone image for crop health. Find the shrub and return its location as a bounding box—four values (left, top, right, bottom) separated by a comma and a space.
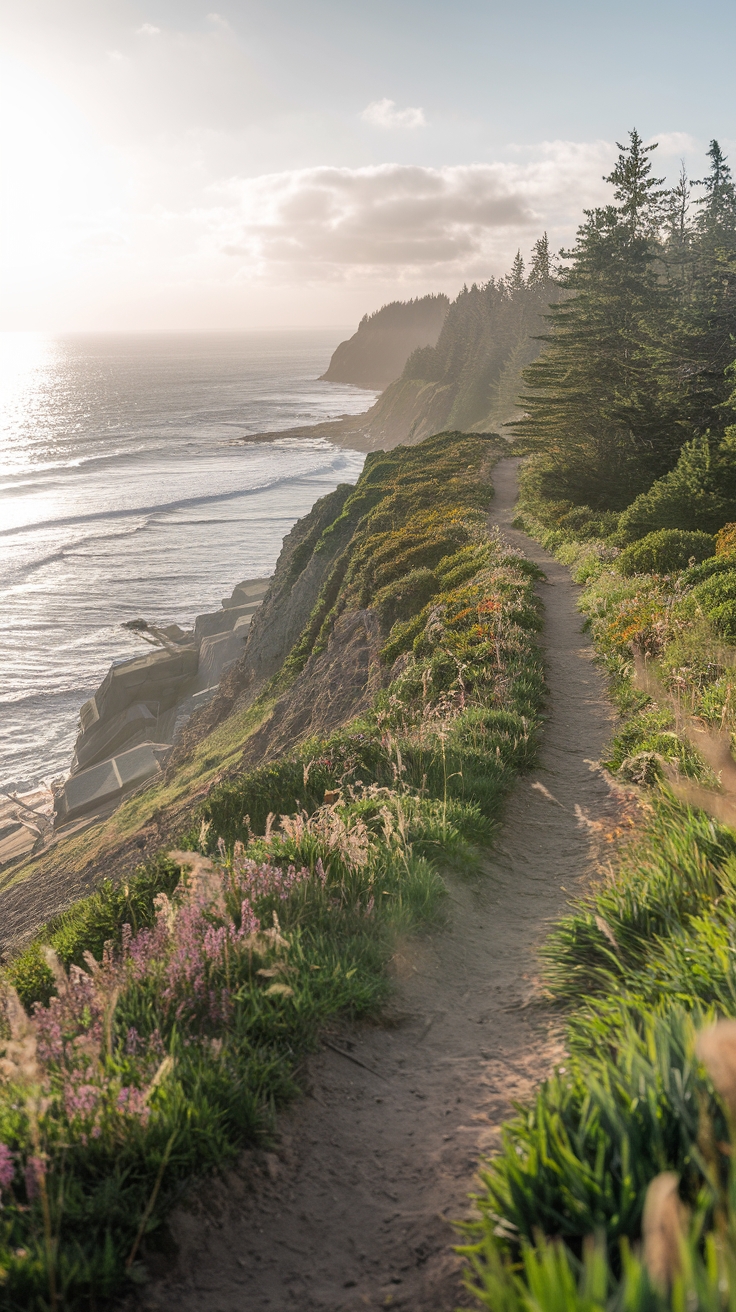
692, 568, 736, 636
616, 528, 715, 576
615, 431, 736, 544
716, 521, 736, 556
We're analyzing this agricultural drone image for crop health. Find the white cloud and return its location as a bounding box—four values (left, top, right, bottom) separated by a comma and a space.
361, 99, 426, 130
136, 23, 161, 37
650, 131, 698, 158
210, 146, 615, 283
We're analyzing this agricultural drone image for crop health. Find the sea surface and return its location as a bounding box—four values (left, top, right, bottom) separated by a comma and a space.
0, 331, 373, 793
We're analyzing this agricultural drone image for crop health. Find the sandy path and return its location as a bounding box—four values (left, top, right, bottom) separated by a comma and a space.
134, 458, 620, 1312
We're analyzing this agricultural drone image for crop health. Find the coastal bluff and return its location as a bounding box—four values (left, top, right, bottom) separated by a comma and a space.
0, 578, 270, 871
319, 294, 448, 390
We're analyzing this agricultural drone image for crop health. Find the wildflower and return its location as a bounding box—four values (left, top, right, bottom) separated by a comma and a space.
125, 1027, 141, 1055
64, 1083, 100, 1122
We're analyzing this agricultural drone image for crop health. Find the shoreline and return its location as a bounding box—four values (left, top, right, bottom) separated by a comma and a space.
0, 575, 273, 878
231, 412, 380, 452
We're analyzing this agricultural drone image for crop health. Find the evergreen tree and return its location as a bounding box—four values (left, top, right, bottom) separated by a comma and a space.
528, 233, 553, 286
515, 132, 679, 508
664, 164, 690, 248
507, 250, 526, 292
603, 128, 667, 236
694, 140, 736, 232
667, 141, 736, 436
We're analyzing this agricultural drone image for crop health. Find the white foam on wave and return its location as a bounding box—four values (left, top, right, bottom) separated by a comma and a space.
0, 330, 371, 792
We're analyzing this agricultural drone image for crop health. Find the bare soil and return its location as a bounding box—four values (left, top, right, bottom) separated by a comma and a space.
129, 457, 625, 1312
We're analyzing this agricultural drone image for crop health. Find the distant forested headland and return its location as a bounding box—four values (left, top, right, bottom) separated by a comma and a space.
308, 130, 736, 480
320, 293, 449, 389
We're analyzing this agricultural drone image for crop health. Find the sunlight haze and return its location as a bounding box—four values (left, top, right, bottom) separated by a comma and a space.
2, 0, 734, 329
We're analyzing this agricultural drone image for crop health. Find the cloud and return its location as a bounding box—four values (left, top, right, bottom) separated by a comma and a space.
216, 163, 532, 275
361, 98, 426, 130
211, 146, 615, 282
136, 23, 161, 37
650, 131, 698, 158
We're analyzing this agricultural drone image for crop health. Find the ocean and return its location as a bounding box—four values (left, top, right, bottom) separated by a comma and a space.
0, 331, 373, 794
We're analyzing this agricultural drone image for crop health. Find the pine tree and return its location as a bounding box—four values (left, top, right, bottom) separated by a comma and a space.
507, 251, 526, 292
528, 233, 553, 286
664, 164, 690, 248
667, 141, 736, 436
603, 129, 667, 236
694, 140, 736, 231
514, 133, 678, 508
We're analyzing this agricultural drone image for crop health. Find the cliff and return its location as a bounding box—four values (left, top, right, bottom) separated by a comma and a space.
0, 430, 508, 952
249, 259, 560, 453
319, 294, 449, 390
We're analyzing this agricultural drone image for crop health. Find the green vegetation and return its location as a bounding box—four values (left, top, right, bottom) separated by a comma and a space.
616, 528, 716, 576
461, 130, 736, 1311
516, 133, 736, 510
0, 432, 547, 1309
363, 235, 559, 441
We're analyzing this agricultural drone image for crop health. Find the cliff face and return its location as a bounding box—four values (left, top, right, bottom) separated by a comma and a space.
320, 294, 449, 390
169, 430, 501, 772
250, 272, 560, 454
341, 275, 560, 450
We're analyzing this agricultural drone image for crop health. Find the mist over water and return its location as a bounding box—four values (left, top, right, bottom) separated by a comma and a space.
0, 331, 373, 793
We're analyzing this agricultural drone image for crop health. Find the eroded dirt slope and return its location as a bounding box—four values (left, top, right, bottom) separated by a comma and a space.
130, 458, 623, 1312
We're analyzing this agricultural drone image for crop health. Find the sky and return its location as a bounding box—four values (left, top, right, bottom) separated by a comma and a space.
1, 0, 735, 331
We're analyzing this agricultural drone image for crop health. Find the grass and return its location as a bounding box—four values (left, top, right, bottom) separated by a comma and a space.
462, 460, 736, 1310
0, 432, 547, 1309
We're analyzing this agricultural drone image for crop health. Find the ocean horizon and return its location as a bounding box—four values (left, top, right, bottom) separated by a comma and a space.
0, 329, 374, 794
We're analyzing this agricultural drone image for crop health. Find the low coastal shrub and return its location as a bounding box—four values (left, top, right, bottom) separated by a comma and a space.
616, 528, 715, 577
0, 433, 546, 1310
464, 460, 736, 1310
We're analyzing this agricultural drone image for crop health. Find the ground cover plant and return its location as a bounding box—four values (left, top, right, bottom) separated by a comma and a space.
460, 573, 736, 1305
0, 432, 547, 1310
465, 493, 736, 1303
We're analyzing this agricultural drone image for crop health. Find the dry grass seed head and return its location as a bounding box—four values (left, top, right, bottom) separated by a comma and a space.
696, 1020, 736, 1120
168, 849, 225, 915
642, 1172, 688, 1291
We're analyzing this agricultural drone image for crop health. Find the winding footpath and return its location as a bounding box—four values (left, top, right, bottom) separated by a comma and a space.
132, 459, 621, 1312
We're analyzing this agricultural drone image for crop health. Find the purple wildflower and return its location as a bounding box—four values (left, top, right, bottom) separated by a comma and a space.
64, 1083, 100, 1121
125, 1026, 141, 1055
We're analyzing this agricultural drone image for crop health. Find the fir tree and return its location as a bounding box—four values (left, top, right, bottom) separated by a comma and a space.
514, 133, 678, 507
694, 140, 736, 231
603, 129, 667, 236
507, 251, 526, 292
528, 233, 553, 286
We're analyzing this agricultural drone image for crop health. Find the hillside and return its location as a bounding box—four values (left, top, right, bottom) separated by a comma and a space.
250, 239, 559, 452
0, 430, 552, 1308
320, 293, 449, 389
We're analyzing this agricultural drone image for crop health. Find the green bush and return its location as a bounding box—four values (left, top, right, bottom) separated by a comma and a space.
374, 566, 440, 628
616, 528, 715, 576
616, 431, 736, 544
692, 569, 736, 636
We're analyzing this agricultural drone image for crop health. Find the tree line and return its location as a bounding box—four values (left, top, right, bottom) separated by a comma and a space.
515, 131, 736, 513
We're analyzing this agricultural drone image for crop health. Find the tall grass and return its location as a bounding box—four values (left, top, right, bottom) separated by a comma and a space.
0, 434, 546, 1309
464, 468, 736, 1310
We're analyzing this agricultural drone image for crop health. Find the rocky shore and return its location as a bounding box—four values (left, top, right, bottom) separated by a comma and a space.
0, 575, 270, 873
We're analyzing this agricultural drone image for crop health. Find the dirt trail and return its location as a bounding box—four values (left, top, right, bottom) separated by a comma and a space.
135, 458, 620, 1312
